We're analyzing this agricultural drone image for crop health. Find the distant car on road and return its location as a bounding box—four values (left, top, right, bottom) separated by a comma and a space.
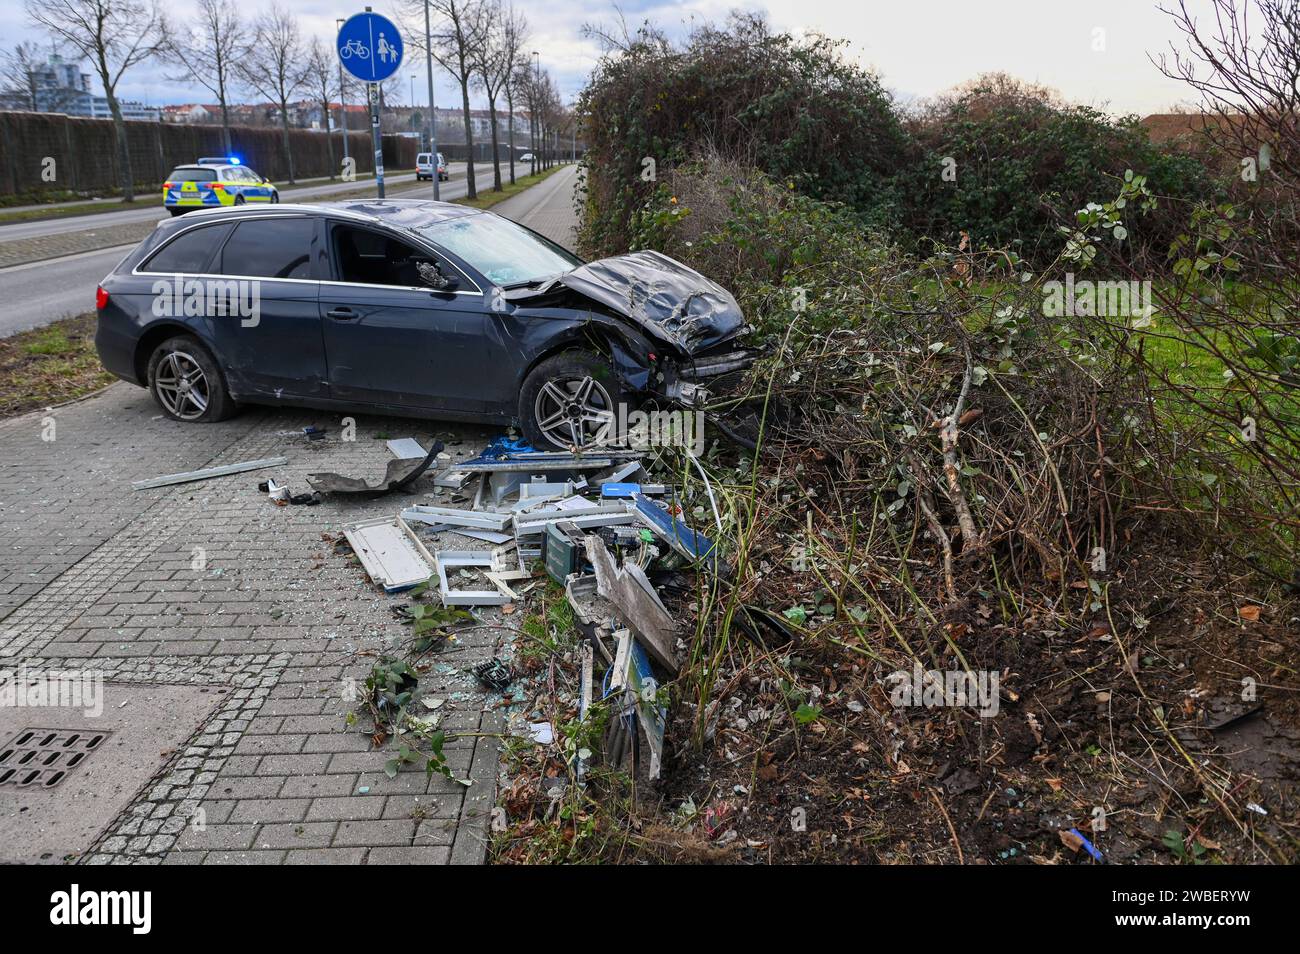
94, 200, 752, 448
519, 153, 535, 162
163, 158, 278, 216
416, 152, 449, 181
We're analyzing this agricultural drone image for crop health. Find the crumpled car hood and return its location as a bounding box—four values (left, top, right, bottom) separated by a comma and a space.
505, 250, 745, 354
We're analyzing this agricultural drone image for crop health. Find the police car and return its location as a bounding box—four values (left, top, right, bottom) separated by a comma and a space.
162, 158, 279, 215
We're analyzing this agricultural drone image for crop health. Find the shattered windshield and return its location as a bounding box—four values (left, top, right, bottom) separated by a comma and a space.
416, 213, 582, 287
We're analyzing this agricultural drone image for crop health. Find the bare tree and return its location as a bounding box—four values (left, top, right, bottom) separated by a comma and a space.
471, 1, 514, 190
237, 4, 306, 183
304, 37, 339, 180
517, 56, 539, 175
26, 0, 165, 201
521, 66, 558, 171
162, 0, 242, 156
498, 6, 528, 185
408, 0, 490, 199
1, 42, 48, 110
1155, 0, 1300, 187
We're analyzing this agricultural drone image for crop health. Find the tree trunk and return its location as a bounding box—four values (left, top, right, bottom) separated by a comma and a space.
506, 86, 516, 185
487, 97, 501, 191
279, 104, 295, 183
109, 98, 134, 202
97, 54, 134, 202
460, 80, 476, 200
323, 96, 335, 179
220, 101, 232, 157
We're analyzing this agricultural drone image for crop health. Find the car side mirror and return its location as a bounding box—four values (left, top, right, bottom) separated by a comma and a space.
416, 260, 457, 291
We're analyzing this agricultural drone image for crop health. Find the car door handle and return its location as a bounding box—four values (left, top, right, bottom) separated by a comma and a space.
326, 307, 358, 320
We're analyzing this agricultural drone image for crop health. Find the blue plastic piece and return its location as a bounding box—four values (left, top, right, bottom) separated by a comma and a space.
601, 482, 641, 498
1068, 827, 1105, 863
631, 493, 718, 567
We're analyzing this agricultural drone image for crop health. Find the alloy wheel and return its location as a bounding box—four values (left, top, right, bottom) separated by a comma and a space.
533, 375, 615, 448
154, 351, 210, 421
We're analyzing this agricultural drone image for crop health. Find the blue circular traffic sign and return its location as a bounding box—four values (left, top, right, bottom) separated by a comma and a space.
336, 12, 404, 83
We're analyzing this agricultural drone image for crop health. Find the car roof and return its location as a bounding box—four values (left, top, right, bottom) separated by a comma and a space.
172, 199, 482, 229
170, 163, 240, 171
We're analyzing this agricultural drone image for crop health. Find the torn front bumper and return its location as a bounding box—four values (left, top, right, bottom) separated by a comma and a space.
662, 346, 756, 406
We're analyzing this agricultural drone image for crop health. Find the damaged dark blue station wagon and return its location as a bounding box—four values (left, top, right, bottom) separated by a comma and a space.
94, 200, 752, 448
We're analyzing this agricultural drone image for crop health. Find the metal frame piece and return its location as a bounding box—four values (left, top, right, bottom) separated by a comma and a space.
132, 457, 287, 491
435, 550, 514, 606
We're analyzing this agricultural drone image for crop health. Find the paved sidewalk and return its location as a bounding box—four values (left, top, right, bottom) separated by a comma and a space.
0, 392, 504, 864
490, 165, 580, 251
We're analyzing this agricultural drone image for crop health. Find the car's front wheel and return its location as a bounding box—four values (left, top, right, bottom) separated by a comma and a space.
147, 335, 236, 423
519, 351, 627, 450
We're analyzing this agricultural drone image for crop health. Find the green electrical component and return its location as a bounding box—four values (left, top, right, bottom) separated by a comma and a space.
543, 521, 584, 584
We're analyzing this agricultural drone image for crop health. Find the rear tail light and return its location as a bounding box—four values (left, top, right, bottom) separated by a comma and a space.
95, 286, 110, 310
210, 183, 224, 190
163, 181, 172, 189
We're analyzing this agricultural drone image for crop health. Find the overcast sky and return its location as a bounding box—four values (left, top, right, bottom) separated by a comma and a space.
2, 0, 1210, 115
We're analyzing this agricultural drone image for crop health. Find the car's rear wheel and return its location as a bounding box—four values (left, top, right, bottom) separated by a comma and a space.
234, 195, 246, 206
519, 351, 626, 450
168, 208, 184, 216
147, 335, 236, 423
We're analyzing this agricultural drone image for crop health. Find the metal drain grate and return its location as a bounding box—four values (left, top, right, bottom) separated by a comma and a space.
0, 728, 111, 789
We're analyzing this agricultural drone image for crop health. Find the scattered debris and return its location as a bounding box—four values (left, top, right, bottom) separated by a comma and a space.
133, 456, 288, 490
528, 722, 555, 744
344, 517, 436, 593
387, 437, 429, 459
308, 440, 444, 497
401, 504, 511, 532
585, 535, 680, 673
318, 429, 728, 834
474, 658, 513, 691
631, 492, 722, 570
435, 549, 517, 606
434, 469, 473, 490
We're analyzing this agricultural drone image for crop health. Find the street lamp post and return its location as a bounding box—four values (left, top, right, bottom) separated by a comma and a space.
423, 0, 439, 199
336, 18, 349, 170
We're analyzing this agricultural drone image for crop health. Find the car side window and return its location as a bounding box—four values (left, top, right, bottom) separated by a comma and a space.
218, 218, 314, 279
141, 223, 234, 274
331, 224, 435, 288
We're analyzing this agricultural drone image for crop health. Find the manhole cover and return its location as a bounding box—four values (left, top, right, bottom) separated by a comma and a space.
0, 728, 111, 789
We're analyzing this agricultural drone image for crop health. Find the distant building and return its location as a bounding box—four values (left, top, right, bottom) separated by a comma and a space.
428, 107, 530, 143
161, 104, 218, 124
0, 54, 159, 121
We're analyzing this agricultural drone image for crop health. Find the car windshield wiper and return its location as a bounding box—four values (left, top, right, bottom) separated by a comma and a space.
501, 272, 564, 290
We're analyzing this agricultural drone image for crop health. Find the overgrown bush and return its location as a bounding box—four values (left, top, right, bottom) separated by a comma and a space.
577, 14, 909, 256
578, 24, 1213, 268
604, 155, 1298, 863
895, 74, 1215, 262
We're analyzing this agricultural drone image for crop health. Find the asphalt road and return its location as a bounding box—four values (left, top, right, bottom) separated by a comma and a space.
0, 168, 433, 242
0, 162, 551, 337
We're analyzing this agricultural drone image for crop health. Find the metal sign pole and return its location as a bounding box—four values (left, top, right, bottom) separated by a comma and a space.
336, 18, 349, 169
369, 82, 385, 198
337, 7, 402, 200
